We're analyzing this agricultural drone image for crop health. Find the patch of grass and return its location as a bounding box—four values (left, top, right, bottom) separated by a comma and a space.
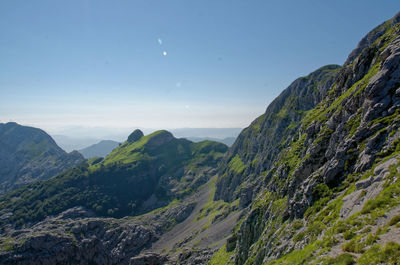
283, 133, 307, 174
267, 240, 322, 265
228, 155, 246, 174
321, 253, 355, 265
358, 242, 400, 265
342, 236, 365, 253
0, 237, 15, 252
208, 244, 233, 265
388, 214, 400, 226
292, 219, 303, 230
293, 231, 305, 242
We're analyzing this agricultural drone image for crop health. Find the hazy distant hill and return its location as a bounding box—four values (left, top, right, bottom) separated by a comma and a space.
171, 127, 242, 139
185, 136, 236, 146
78, 140, 120, 158
52, 135, 101, 152
0, 122, 85, 194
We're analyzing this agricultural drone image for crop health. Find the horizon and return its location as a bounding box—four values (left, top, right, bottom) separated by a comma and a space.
1, 1, 400, 136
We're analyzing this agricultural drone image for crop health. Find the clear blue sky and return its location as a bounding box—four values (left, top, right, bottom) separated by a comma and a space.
1, 1, 399, 133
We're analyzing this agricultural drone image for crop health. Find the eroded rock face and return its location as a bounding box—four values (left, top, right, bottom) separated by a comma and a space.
129, 253, 168, 265
0, 202, 195, 265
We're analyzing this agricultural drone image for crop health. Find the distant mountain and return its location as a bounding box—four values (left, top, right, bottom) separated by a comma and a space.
185, 136, 236, 146
0, 122, 85, 195
52, 135, 102, 152
78, 140, 120, 159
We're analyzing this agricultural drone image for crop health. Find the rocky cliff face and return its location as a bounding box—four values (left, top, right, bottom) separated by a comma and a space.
215, 64, 340, 205
218, 11, 400, 265
0, 122, 85, 195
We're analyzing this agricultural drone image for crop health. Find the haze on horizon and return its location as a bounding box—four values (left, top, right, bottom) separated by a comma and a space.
1, 0, 399, 137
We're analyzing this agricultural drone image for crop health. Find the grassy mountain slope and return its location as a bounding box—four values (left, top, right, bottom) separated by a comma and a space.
0, 122, 85, 195
0, 130, 228, 227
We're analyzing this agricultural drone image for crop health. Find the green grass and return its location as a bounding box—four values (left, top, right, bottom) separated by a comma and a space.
228, 155, 246, 174
302, 62, 381, 127
320, 253, 355, 265
268, 240, 322, 265
358, 242, 400, 265
0, 237, 15, 252
208, 244, 233, 265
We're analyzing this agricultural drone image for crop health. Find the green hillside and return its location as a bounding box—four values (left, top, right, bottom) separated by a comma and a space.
0, 130, 227, 226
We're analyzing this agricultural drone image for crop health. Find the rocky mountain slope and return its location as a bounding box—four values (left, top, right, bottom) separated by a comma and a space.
78, 140, 120, 159
0, 122, 85, 195
207, 11, 400, 265
1, 11, 400, 265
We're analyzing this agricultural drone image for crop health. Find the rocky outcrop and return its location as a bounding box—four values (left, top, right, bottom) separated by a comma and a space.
0, 122, 85, 195
0, 201, 195, 265
127, 129, 144, 143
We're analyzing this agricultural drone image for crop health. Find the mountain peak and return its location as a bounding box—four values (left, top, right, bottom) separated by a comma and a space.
146, 130, 174, 147
127, 129, 144, 143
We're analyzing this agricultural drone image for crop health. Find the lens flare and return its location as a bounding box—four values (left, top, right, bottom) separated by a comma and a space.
163, 51, 167, 56
158, 38, 162, 45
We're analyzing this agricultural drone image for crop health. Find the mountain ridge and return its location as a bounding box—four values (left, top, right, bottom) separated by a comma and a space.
0, 122, 85, 195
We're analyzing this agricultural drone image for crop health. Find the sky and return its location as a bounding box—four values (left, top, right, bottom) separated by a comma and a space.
1, 1, 399, 137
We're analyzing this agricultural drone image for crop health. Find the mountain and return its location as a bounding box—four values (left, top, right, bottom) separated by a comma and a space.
186, 136, 237, 147
0, 122, 85, 195
0, 130, 227, 224
0, 129, 229, 264
210, 11, 400, 265
78, 140, 120, 159
1, 12, 400, 265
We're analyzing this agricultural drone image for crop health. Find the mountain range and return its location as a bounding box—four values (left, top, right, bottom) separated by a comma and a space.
0, 11, 400, 265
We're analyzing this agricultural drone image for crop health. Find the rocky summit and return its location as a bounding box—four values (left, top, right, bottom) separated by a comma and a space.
1, 11, 400, 265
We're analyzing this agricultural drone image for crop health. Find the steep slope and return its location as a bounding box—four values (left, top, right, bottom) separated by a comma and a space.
215, 64, 341, 205
0, 122, 85, 195
79, 140, 120, 159
205, 11, 400, 265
